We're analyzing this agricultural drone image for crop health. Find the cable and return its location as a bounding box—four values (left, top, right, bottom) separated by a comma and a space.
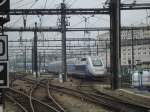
65, 0, 72, 4
69, 19, 85, 28
46, 0, 56, 8
29, 0, 40, 9
8, 0, 40, 27
16, 1, 34, 9
93, 16, 109, 22
11, 0, 25, 7
122, 0, 150, 4
44, 0, 48, 8
68, 0, 78, 8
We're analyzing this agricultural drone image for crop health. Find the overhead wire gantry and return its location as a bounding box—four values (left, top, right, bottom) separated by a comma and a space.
1, 0, 150, 89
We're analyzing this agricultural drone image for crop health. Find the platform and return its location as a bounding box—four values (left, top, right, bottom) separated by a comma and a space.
94, 85, 150, 107
0, 106, 3, 112
119, 88, 150, 99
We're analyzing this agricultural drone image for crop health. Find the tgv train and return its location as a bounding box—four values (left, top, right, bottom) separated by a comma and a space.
132, 61, 150, 90
132, 71, 150, 90
46, 56, 106, 77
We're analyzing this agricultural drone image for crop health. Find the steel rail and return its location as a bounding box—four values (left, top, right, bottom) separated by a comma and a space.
5, 94, 28, 112
29, 81, 63, 112
7, 88, 63, 112
47, 80, 66, 112
29, 85, 36, 112
6, 88, 33, 111
10, 75, 150, 112
11, 75, 65, 112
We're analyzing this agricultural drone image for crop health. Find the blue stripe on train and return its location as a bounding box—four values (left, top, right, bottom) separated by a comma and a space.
67, 64, 92, 77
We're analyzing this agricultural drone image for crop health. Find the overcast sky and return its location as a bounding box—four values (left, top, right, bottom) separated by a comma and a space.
6, 0, 150, 42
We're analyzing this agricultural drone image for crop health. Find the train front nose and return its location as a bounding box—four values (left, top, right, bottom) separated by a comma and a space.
92, 67, 106, 76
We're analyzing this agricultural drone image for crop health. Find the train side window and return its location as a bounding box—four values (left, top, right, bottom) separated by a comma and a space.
81, 58, 86, 61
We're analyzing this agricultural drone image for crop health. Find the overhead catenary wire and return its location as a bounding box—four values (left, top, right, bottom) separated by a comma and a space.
10, 0, 25, 7
65, 0, 72, 5
15, 1, 34, 9
44, 0, 48, 8
8, 0, 40, 27
122, 0, 150, 4
67, 0, 78, 8
46, 0, 56, 8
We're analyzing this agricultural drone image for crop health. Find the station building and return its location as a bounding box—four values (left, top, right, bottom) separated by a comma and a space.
97, 29, 150, 67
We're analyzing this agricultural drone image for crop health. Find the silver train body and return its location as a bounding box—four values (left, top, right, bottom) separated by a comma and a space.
132, 70, 150, 90
46, 56, 106, 77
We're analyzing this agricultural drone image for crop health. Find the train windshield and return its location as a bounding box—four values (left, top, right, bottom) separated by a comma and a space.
91, 57, 102, 66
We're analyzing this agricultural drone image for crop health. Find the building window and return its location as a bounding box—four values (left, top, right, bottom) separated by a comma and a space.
123, 58, 126, 60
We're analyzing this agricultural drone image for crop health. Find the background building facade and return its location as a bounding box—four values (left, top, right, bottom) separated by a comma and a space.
97, 29, 150, 67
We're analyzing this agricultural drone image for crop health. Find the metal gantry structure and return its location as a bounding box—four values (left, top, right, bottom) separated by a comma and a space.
110, 0, 121, 89
1, 0, 150, 89
33, 22, 38, 79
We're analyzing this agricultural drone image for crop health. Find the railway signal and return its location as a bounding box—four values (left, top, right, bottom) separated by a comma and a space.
0, 35, 8, 61
0, 92, 2, 112
0, 62, 8, 88
0, 0, 10, 25
0, 1, 9, 111
0, 35, 8, 88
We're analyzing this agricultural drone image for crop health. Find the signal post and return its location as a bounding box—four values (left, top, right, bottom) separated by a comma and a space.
0, 0, 10, 111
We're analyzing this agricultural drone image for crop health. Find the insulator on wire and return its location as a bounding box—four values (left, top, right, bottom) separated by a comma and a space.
23, 16, 27, 28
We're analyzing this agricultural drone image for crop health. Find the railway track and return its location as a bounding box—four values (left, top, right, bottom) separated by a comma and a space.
77, 79, 150, 112
29, 84, 61, 112
29, 81, 66, 112
6, 88, 34, 112
6, 87, 64, 112
9, 73, 27, 87
10, 73, 150, 112
5, 94, 28, 112
9, 73, 66, 112
48, 83, 150, 112
47, 80, 66, 112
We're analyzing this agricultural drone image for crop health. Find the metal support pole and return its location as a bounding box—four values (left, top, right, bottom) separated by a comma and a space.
32, 43, 33, 73
88, 45, 91, 56
96, 44, 99, 56
43, 50, 46, 72
0, 27, 5, 112
110, 0, 121, 89
33, 22, 38, 79
24, 46, 26, 72
38, 52, 41, 74
0, 89, 3, 112
131, 29, 134, 73
106, 41, 108, 69
61, 2, 67, 82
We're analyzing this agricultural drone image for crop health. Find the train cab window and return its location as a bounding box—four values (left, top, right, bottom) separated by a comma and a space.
81, 58, 86, 61
92, 58, 102, 66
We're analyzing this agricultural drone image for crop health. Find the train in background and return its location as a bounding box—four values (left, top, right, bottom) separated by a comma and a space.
132, 61, 150, 91
46, 56, 106, 77
15, 56, 106, 77
15, 63, 46, 73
